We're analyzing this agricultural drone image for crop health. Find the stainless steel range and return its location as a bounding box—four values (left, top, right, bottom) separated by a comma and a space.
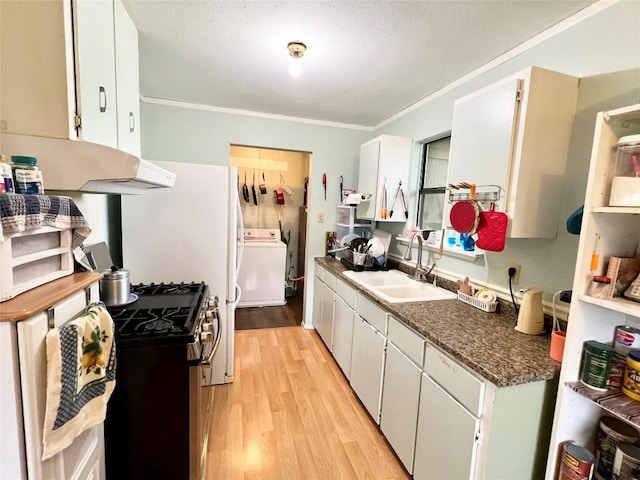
104, 282, 220, 480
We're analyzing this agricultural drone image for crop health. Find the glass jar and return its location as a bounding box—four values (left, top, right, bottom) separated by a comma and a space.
609, 134, 640, 206
11, 155, 44, 194
589, 275, 612, 299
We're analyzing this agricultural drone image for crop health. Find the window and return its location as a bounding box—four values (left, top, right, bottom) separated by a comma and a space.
417, 136, 451, 230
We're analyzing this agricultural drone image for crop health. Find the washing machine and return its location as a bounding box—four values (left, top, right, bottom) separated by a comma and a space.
237, 228, 287, 308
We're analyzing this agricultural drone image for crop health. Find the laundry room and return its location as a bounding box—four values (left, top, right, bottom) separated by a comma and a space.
230, 145, 310, 311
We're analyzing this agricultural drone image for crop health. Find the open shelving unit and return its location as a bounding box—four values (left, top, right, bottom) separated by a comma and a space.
545, 103, 640, 478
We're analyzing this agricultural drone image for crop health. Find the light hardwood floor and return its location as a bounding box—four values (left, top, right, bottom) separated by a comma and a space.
206, 326, 410, 480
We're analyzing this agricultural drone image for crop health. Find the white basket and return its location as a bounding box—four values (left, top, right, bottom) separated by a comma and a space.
457, 291, 498, 313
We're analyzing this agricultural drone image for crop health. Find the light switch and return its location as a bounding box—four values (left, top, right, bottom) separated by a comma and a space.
317, 213, 324, 223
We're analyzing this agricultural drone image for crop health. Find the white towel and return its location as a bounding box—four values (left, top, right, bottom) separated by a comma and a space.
42, 305, 116, 460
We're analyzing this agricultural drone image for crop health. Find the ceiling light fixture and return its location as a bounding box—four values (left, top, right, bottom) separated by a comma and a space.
287, 41, 306, 77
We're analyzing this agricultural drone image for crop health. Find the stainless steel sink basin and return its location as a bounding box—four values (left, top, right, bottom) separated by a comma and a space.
342, 269, 456, 303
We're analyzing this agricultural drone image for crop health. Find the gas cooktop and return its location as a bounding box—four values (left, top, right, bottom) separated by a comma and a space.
107, 282, 208, 343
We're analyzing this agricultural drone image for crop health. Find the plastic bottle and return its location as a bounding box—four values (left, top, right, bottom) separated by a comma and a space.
11, 155, 44, 194
0, 155, 13, 193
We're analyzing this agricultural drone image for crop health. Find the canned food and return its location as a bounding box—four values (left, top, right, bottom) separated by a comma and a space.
615, 325, 640, 356
594, 416, 639, 480
622, 351, 640, 401
559, 442, 595, 480
610, 353, 627, 390
613, 443, 640, 479
581, 341, 616, 391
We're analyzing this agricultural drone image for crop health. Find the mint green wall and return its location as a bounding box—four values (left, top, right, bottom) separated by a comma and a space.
140, 1, 640, 325
374, 1, 640, 300
140, 102, 371, 325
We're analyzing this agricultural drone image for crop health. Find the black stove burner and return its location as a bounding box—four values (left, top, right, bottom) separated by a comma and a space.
107, 282, 208, 344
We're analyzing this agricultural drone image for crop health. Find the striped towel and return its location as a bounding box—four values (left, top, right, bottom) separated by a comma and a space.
0, 193, 93, 270
42, 306, 116, 460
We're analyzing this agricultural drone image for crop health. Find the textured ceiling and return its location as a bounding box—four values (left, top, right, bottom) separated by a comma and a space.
122, 0, 595, 127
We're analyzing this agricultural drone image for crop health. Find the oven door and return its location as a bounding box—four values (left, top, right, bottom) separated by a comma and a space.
189, 305, 220, 480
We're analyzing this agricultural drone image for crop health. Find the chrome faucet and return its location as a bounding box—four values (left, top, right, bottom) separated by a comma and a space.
403, 233, 436, 281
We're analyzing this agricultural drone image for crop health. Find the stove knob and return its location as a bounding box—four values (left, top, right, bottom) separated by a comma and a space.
202, 322, 214, 332
205, 310, 215, 321
200, 331, 214, 343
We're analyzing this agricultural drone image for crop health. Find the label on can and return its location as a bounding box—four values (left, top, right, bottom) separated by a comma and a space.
581, 342, 614, 391
559, 443, 595, 480
612, 443, 640, 479
614, 325, 640, 355
623, 354, 640, 401
594, 417, 639, 480
14, 168, 43, 195
610, 353, 627, 389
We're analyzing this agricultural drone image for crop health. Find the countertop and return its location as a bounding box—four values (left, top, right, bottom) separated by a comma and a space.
315, 256, 561, 388
0, 272, 103, 322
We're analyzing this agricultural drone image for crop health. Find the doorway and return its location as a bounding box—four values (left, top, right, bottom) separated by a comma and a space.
230, 145, 310, 330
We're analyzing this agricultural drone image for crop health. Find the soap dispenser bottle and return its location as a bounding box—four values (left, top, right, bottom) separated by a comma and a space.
515, 288, 544, 335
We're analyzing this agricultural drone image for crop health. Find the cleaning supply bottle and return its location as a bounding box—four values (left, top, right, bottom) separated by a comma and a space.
0, 155, 13, 193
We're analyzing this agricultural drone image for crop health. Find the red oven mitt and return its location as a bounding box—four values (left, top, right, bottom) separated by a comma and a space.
475, 203, 508, 252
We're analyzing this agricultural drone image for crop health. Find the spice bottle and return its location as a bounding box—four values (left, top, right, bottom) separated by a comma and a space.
0, 155, 13, 193
11, 155, 44, 194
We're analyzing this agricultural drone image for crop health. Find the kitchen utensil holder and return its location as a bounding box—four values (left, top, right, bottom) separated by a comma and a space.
447, 184, 502, 203
457, 291, 498, 312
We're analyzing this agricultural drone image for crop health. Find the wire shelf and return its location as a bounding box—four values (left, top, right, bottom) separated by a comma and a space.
447, 184, 503, 203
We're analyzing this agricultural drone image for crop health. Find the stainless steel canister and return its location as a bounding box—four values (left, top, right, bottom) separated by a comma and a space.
100, 266, 131, 306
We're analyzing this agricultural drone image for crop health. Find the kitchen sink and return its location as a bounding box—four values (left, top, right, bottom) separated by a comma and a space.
342, 269, 456, 303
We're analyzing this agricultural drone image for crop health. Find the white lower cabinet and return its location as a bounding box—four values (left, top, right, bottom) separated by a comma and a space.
414, 374, 480, 480
350, 315, 386, 424
332, 296, 355, 379
312, 271, 323, 332
318, 280, 335, 349
380, 342, 422, 473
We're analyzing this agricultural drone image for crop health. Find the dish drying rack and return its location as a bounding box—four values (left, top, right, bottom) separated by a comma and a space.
457, 291, 498, 313
447, 183, 503, 203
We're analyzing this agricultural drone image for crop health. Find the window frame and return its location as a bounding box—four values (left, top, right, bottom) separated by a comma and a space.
416, 133, 451, 229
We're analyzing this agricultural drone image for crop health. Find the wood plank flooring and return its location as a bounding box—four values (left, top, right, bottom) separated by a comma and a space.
206, 326, 410, 480
235, 289, 303, 330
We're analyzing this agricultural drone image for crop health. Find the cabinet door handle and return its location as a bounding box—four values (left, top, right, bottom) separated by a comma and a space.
99, 86, 107, 113
129, 112, 135, 133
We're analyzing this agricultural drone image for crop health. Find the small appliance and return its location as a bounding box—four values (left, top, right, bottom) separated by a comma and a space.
515, 287, 544, 335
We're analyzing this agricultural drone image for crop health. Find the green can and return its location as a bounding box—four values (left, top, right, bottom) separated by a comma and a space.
581, 341, 615, 391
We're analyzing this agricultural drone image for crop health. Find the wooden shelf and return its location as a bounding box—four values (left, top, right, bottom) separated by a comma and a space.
578, 293, 640, 317
592, 206, 640, 214
567, 381, 640, 428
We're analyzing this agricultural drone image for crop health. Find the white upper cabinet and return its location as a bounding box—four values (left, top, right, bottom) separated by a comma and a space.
0, 0, 140, 154
73, 0, 118, 148
114, 0, 141, 156
445, 66, 579, 238
357, 135, 413, 222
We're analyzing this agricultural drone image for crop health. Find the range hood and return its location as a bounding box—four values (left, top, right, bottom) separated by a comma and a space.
0, 133, 176, 194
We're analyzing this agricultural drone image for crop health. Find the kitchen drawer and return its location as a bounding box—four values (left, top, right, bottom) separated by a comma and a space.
424, 342, 485, 416
336, 278, 356, 310
356, 293, 386, 334
324, 270, 337, 291
387, 316, 425, 366
315, 264, 325, 282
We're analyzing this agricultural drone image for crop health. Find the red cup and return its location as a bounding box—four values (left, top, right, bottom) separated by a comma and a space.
550, 330, 566, 362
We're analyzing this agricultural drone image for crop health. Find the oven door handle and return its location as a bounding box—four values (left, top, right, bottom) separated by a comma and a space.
202, 309, 222, 366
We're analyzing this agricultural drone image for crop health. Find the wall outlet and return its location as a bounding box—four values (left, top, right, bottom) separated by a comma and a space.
508, 263, 521, 285
317, 213, 324, 223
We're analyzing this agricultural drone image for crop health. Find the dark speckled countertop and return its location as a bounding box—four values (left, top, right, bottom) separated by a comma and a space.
316, 256, 561, 388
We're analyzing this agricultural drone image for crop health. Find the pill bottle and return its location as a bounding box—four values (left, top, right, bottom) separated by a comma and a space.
12, 156, 44, 194
0, 155, 13, 193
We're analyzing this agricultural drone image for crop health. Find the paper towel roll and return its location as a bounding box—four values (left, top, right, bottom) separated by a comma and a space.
476, 290, 497, 303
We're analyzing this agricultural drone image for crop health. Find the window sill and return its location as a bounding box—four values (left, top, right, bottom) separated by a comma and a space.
395, 235, 484, 260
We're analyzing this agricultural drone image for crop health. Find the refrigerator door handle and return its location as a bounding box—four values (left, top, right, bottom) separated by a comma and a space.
227, 284, 241, 306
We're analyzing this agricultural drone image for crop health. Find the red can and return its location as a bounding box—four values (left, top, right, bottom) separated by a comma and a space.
559, 442, 595, 480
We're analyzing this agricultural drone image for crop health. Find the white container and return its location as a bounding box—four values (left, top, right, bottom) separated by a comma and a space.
0, 227, 74, 301
609, 135, 640, 207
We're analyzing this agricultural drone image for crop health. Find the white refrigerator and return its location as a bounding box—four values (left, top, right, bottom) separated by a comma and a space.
121, 161, 244, 385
